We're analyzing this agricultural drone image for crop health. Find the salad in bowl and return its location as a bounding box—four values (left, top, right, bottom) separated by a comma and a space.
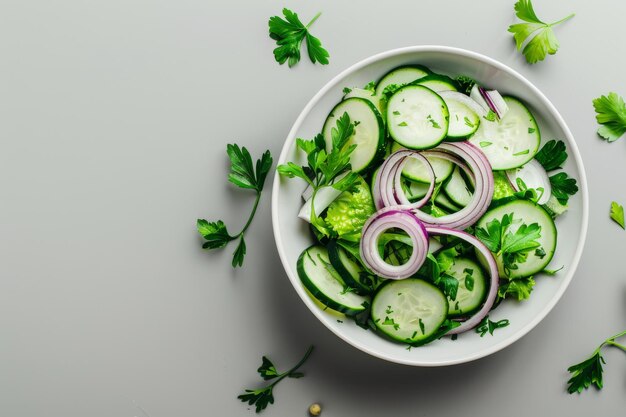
272, 46, 587, 366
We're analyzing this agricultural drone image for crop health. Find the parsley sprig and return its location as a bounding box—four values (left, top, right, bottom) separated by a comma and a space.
277, 112, 359, 237
476, 316, 510, 337
238, 345, 314, 413
567, 330, 626, 394
593, 92, 626, 142
475, 213, 542, 276
268, 8, 329, 67
197, 144, 272, 268
508, 0, 575, 64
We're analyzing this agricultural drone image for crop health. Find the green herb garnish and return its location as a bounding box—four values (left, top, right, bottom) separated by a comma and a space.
567, 330, 626, 394
483, 111, 497, 122
549, 172, 578, 205
476, 316, 510, 337
363, 81, 376, 93
238, 345, 313, 413
480, 141, 493, 148
507, 0, 575, 64
593, 92, 626, 142
534, 139, 567, 171
498, 276, 535, 301
475, 213, 542, 276
197, 145, 272, 268
427, 115, 441, 129
277, 112, 360, 239
610, 201, 625, 229
382, 316, 400, 330
268, 9, 329, 67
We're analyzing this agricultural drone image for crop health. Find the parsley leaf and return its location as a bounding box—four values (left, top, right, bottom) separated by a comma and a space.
610, 201, 625, 229
498, 276, 535, 301
455, 75, 476, 95
534, 139, 568, 171
476, 316, 510, 337
593, 92, 626, 142
567, 330, 626, 394
507, 0, 575, 64
268, 9, 329, 67
549, 172, 578, 205
197, 145, 273, 268
475, 213, 542, 276
257, 356, 279, 381
239, 345, 314, 413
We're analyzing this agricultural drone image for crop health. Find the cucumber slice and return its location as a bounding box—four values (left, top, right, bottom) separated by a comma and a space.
344, 87, 381, 112
371, 279, 448, 344
391, 142, 454, 183
492, 171, 516, 201
439, 94, 481, 139
375, 65, 431, 96
469, 97, 541, 170
414, 74, 459, 93
327, 240, 376, 295
297, 246, 370, 315
445, 257, 487, 316
434, 192, 460, 212
476, 199, 557, 279
443, 166, 473, 207
387, 85, 449, 150
323, 98, 385, 173
403, 178, 430, 201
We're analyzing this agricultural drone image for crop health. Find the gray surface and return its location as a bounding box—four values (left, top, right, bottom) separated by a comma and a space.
0, 0, 624, 415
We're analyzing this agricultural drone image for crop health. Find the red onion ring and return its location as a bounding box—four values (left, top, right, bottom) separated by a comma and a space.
360, 208, 429, 280
425, 226, 500, 335
373, 150, 436, 211
410, 142, 494, 230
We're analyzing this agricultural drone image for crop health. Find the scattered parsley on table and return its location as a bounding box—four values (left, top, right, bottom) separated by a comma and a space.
610, 201, 625, 229
268, 8, 329, 67
197, 144, 272, 268
508, 0, 575, 64
593, 92, 626, 142
238, 346, 314, 413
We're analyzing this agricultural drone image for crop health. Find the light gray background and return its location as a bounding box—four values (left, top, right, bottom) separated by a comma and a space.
1, 0, 624, 416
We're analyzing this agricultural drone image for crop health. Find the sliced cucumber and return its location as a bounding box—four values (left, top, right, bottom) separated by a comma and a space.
344, 87, 381, 112
375, 65, 431, 96
438, 93, 481, 139
443, 166, 473, 207
371, 279, 448, 344
414, 74, 459, 93
543, 194, 568, 218
469, 96, 541, 170
391, 142, 454, 183
327, 240, 376, 295
387, 85, 449, 149
297, 246, 370, 315
402, 178, 430, 201
445, 257, 487, 316
434, 192, 460, 212
323, 98, 385, 173
476, 199, 557, 279
492, 171, 516, 201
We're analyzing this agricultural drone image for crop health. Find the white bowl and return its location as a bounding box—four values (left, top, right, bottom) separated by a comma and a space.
271, 46, 588, 366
